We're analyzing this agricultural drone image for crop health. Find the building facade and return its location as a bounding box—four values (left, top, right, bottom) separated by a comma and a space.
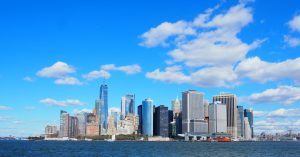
213, 94, 238, 138
142, 98, 154, 136
76, 112, 88, 136
208, 101, 227, 133
154, 105, 169, 137
237, 106, 244, 138
100, 84, 108, 129
59, 110, 69, 137
244, 109, 254, 138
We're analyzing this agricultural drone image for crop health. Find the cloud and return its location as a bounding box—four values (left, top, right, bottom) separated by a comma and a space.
0, 105, 12, 110
83, 64, 141, 81
101, 64, 141, 74
236, 56, 300, 84
141, 2, 264, 67
254, 108, 300, 117
73, 108, 92, 114
40, 98, 85, 107
54, 77, 83, 85
146, 66, 191, 84
245, 86, 300, 105
24, 106, 36, 111
139, 21, 196, 47
37, 61, 75, 78
284, 35, 300, 47
255, 119, 300, 134
146, 65, 238, 88
288, 14, 300, 32
23, 76, 33, 82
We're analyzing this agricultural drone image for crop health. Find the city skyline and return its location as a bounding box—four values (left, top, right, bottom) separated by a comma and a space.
1, 0, 300, 136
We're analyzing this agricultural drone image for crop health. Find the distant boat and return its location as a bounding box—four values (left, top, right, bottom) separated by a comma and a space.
84, 138, 92, 141
105, 135, 116, 142
208, 137, 231, 142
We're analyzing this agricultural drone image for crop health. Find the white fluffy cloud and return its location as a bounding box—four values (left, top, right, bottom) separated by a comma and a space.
73, 108, 92, 114
0, 105, 12, 110
83, 64, 141, 81
139, 21, 196, 47
54, 77, 83, 85
37, 61, 83, 85
101, 64, 141, 74
284, 35, 300, 47
246, 86, 300, 105
288, 14, 300, 32
37, 61, 75, 78
23, 76, 33, 82
236, 56, 300, 84
255, 119, 300, 134
146, 65, 238, 88
141, 2, 264, 67
254, 108, 300, 117
40, 98, 85, 107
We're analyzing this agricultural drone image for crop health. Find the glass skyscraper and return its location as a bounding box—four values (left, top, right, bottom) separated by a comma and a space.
100, 84, 108, 129
142, 98, 153, 136
125, 94, 135, 116
154, 105, 169, 137
244, 109, 254, 138
237, 106, 244, 138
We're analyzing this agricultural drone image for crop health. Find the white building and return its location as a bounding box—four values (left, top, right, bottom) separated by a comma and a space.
244, 117, 252, 140
209, 101, 227, 133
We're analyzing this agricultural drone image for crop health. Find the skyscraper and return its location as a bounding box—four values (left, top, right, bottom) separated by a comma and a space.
153, 105, 169, 137
244, 109, 254, 138
172, 97, 181, 119
76, 112, 88, 136
244, 117, 251, 140
237, 106, 244, 138
142, 98, 154, 136
213, 93, 238, 138
60, 110, 69, 137
138, 105, 143, 134
182, 90, 207, 134
125, 94, 135, 116
100, 84, 108, 129
208, 101, 227, 133
68, 116, 78, 137
121, 96, 126, 120
95, 98, 105, 131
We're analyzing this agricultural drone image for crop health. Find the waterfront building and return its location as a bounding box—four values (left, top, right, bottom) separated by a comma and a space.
182, 90, 207, 134
45, 125, 58, 138
208, 101, 227, 133
68, 116, 78, 137
153, 105, 169, 137
76, 112, 88, 136
142, 98, 154, 136
213, 93, 238, 138
138, 105, 143, 134
244, 109, 254, 138
237, 106, 244, 138
172, 97, 181, 120
107, 115, 117, 135
86, 109, 100, 136
59, 110, 69, 137
121, 96, 126, 120
100, 84, 108, 129
244, 117, 251, 140
117, 113, 139, 135
204, 100, 209, 119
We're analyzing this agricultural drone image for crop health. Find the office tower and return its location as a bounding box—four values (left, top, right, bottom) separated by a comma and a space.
76, 112, 88, 136
168, 110, 174, 137
68, 116, 78, 137
182, 90, 207, 134
138, 105, 143, 134
208, 101, 227, 133
86, 110, 100, 136
172, 97, 181, 119
237, 106, 244, 138
121, 96, 126, 120
100, 84, 108, 129
107, 115, 117, 135
60, 110, 69, 137
125, 94, 135, 116
142, 98, 154, 136
244, 117, 251, 140
95, 98, 105, 131
45, 125, 58, 138
175, 113, 182, 135
203, 100, 209, 119
117, 113, 139, 135
111, 111, 119, 128
153, 105, 169, 137
244, 109, 254, 138
213, 94, 238, 138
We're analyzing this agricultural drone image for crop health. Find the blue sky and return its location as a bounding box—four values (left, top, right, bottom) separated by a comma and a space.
1, 0, 300, 136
